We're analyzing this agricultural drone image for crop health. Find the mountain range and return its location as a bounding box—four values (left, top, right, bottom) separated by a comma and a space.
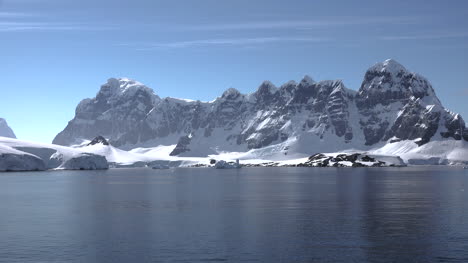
51, 59, 467, 163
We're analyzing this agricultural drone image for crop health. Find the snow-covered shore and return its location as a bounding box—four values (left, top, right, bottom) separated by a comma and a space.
0, 137, 108, 171
1, 135, 467, 172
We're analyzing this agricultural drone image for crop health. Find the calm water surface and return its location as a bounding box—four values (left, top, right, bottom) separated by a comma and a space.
0, 167, 468, 262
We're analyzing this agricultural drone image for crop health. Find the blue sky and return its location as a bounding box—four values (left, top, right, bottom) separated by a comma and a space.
1, 0, 468, 143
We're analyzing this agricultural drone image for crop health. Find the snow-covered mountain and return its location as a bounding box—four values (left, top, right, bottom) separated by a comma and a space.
53, 59, 468, 164
0, 118, 16, 138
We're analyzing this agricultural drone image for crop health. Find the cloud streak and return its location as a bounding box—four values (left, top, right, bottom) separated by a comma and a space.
380, 32, 468, 40
174, 16, 421, 31
0, 14, 424, 34
0, 21, 115, 32
129, 36, 331, 50
0, 10, 113, 32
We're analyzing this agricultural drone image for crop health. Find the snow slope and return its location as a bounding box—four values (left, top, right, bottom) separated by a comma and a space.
372, 139, 468, 165
3, 134, 466, 170
0, 137, 108, 171
79, 141, 207, 167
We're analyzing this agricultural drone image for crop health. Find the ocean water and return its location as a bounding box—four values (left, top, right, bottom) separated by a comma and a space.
0, 167, 467, 263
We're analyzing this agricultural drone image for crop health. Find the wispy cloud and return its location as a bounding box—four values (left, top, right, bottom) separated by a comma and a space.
0, 9, 113, 32
0, 13, 423, 34
0, 21, 115, 32
127, 36, 331, 50
380, 32, 468, 41
0, 11, 34, 18
174, 16, 421, 31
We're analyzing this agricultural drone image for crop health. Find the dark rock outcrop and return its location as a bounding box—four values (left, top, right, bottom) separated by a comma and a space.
87, 136, 110, 146
297, 153, 405, 167
170, 135, 192, 156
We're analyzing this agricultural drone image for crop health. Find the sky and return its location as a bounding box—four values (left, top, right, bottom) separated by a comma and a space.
1, 0, 468, 143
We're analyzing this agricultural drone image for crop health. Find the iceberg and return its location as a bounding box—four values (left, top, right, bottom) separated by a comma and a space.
214, 160, 242, 169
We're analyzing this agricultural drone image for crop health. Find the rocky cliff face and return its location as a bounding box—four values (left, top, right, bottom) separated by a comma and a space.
53, 59, 468, 157
53, 78, 159, 146
356, 59, 465, 146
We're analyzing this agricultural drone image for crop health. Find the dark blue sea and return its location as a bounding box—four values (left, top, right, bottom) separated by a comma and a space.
1, 167, 468, 262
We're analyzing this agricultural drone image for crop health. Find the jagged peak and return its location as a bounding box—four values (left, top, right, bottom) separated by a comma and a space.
0, 118, 16, 139
327, 80, 356, 97
100, 78, 158, 99
300, 75, 315, 85
106, 77, 146, 90
330, 80, 345, 92
358, 59, 440, 107
222, 87, 241, 98
260, 80, 276, 87
368, 59, 408, 75
256, 80, 278, 94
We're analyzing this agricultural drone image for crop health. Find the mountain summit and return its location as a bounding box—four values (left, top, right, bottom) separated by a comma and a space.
53, 60, 468, 159
0, 118, 16, 139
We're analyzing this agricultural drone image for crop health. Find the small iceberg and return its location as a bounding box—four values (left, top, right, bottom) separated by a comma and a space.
214, 159, 241, 169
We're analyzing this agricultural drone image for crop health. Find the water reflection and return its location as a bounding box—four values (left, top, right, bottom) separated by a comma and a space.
0, 167, 467, 262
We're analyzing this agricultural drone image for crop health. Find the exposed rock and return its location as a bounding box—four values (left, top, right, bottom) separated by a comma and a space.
170, 135, 192, 156
298, 153, 405, 167
53, 78, 159, 146
356, 59, 465, 146
87, 136, 110, 146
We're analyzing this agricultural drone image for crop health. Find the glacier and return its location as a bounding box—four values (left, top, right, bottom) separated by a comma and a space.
0, 144, 46, 172
0, 137, 108, 171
